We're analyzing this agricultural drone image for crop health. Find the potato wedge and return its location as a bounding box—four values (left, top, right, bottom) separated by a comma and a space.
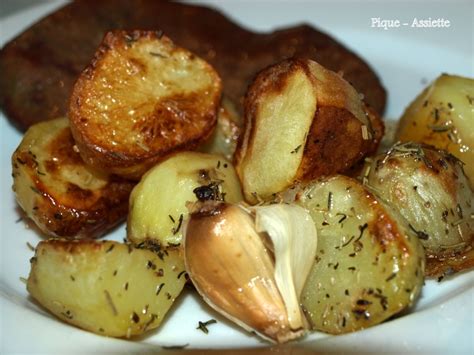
363, 142, 474, 277
27, 240, 186, 337
69, 30, 222, 180
235, 58, 383, 203
396, 74, 474, 182
198, 97, 242, 161
295, 175, 424, 334
128, 152, 243, 247
12, 118, 135, 239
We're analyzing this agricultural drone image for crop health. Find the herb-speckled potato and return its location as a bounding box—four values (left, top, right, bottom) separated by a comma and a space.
69, 30, 222, 180
235, 58, 383, 203
295, 175, 424, 334
128, 152, 243, 247
396, 74, 474, 182
27, 240, 186, 337
364, 142, 474, 277
12, 118, 135, 239
199, 97, 242, 161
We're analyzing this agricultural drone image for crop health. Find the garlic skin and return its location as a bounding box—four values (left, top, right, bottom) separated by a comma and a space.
183, 202, 317, 343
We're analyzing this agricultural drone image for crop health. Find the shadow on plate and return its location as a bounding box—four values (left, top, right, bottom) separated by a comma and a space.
0, 0, 43, 19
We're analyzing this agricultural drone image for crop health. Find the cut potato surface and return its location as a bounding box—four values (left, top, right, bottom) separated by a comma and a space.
396, 74, 474, 182
236, 58, 383, 203
12, 118, 134, 239
364, 142, 474, 277
237, 64, 317, 201
27, 240, 186, 337
296, 175, 424, 334
69, 30, 222, 180
128, 152, 243, 247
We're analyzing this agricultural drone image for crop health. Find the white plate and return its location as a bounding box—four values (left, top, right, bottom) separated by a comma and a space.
1, 1, 473, 353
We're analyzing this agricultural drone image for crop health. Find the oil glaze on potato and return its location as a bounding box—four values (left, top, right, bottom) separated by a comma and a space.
396, 74, 474, 182
296, 176, 424, 334
364, 143, 474, 277
235, 58, 383, 203
69, 30, 222, 180
11, 118, 134, 239
27, 240, 186, 337
128, 152, 243, 247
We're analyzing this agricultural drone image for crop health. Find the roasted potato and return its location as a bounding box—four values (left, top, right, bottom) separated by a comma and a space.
69, 30, 222, 180
198, 97, 242, 161
295, 175, 425, 334
396, 74, 474, 182
363, 142, 474, 277
27, 240, 186, 337
12, 118, 135, 239
128, 152, 243, 247
235, 58, 383, 203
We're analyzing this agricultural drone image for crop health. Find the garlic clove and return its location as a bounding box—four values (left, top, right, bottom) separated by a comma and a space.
183, 201, 317, 343
254, 204, 317, 330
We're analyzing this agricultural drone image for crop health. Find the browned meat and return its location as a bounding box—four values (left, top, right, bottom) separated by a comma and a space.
0, 0, 386, 131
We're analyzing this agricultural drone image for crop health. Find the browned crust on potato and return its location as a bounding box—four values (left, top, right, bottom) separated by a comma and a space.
332, 176, 414, 257
236, 57, 383, 182
364, 143, 473, 275
425, 245, 474, 278
36, 239, 113, 255
376, 143, 467, 212
13, 126, 135, 239
69, 30, 221, 179
365, 104, 385, 150
367, 200, 411, 256
296, 106, 378, 181
297, 175, 424, 334
31, 178, 133, 239
417, 147, 467, 198
423, 148, 474, 269
0, 0, 386, 131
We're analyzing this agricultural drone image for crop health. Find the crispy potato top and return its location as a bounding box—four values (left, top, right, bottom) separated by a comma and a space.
0, 1, 387, 131
69, 30, 222, 179
12, 118, 135, 238
297, 175, 425, 334
235, 58, 383, 202
364, 142, 474, 276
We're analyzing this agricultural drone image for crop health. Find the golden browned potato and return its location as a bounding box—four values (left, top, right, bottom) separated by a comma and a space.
235, 58, 383, 203
363, 142, 474, 277
396, 74, 474, 182
12, 118, 135, 239
295, 175, 425, 334
198, 97, 242, 161
128, 152, 243, 247
69, 30, 222, 180
27, 240, 186, 337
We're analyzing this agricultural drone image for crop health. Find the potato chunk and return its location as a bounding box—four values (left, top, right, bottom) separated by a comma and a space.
27, 240, 186, 337
128, 152, 243, 247
12, 118, 135, 239
396, 74, 474, 182
69, 30, 222, 180
364, 142, 474, 277
235, 58, 383, 203
198, 97, 242, 161
296, 175, 424, 334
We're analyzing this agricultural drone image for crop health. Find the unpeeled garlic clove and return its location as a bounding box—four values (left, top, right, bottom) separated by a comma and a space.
183, 202, 317, 343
